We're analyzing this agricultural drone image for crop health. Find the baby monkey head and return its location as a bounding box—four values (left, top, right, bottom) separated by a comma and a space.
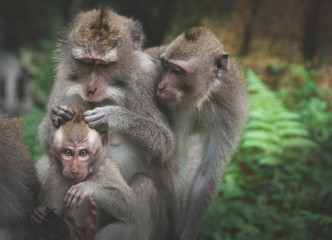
51, 108, 107, 184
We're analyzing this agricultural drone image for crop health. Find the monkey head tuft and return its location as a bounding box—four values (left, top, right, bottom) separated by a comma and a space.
74, 8, 121, 50
163, 26, 224, 61
184, 27, 205, 41
71, 108, 84, 123
62, 108, 89, 143
99, 7, 110, 27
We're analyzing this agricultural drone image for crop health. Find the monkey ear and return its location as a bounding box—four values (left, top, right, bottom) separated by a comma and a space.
130, 19, 145, 49
214, 53, 229, 77
100, 132, 108, 146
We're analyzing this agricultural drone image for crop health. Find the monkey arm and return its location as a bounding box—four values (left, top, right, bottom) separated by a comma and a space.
181, 100, 246, 240
65, 181, 135, 224
65, 159, 136, 225
180, 131, 229, 240
67, 197, 98, 240
38, 165, 70, 217
38, 110, 56, 154
38, 75, 88, 154
84, 106, 176, 164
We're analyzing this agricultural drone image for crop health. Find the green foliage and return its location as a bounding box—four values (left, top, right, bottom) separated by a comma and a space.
20, 39, 57, 107
21, 107, 44, 162
198, 67, 332, 240
242, 70, 315, 165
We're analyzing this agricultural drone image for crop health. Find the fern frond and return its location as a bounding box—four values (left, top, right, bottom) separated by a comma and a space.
239, 70, 315, 164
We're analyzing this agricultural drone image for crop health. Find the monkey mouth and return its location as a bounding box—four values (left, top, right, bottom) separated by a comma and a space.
85, 94, 104, 103
157, 91, 181, 107
66, 176, 86, 184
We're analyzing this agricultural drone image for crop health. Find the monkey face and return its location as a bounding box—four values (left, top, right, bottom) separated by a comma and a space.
52, 116, 104, 184
64, 8, 142, 104
59, 145, 96, 183
157, 59, 193, 107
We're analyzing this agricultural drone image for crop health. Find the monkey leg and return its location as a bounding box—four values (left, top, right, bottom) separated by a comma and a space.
96, 173, 168, 240
0, 227, 36, 240
0, 229, 14, 240
130, 173, 168, 240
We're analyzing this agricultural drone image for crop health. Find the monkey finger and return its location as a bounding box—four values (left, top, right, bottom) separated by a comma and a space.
83, 112, 106, 123
52, 107, 73, 121
76, 195, 84, 208
36, 206, 49, 217
85, 218, 97, 238
58, 105, 75, 117
68, 216, 85, 239
68, 197, 77, 209
68, 216, 86, 239
64, 193, 75, 208
82, 109, 97, 116
65, 186, 80, 207
68, 193, 80, 209
67, 215, 81, 229
88, 197, 98, 223
31, 211, 48, 224
51, 115, 61, 128
88, 197, 98, 212
31, 215, 42, 224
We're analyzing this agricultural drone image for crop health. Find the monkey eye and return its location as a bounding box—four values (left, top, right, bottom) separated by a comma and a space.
96, 60, 116, 67
63, 149, 72, 157
75, 59, 92, 67
171, 68, 183, 76
79, 150, 88, 157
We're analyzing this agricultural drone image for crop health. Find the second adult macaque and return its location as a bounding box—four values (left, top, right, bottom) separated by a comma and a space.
150, 27, 248, 239
33, 109, 144, 239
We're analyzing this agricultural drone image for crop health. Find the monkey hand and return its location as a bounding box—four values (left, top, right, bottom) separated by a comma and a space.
84, 106, 119, 131
31, 206, 51, 224
51, 105, 74, 128
32, 206, 71, 239
67, 197, 99, 240
65, 182, 95, 209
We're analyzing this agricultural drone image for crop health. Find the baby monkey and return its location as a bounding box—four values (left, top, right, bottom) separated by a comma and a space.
32, 108, 135, 240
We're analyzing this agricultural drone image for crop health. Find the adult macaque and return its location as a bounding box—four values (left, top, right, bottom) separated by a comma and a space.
33, 109, 151, 239
0, 113, 40, 240
152, 27, 248, 239
37, 8, 177, 239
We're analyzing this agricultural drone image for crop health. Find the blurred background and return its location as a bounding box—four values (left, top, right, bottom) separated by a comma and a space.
0, 0, 331, 239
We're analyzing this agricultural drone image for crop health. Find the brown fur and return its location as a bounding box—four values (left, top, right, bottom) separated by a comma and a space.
184, 27, 204, 41
165, 26, 223, 61
0, 113, 39, 239
156, 27, 248, 240
74, 8, 124, 50
62, 108, 89, 144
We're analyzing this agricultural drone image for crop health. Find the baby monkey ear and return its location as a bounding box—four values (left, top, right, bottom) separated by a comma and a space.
214, 53, 229, 77
100, 131, 108, 146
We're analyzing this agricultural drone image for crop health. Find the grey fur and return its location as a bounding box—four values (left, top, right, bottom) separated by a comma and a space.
38, 9, 178, 240
146, 27, 248, 240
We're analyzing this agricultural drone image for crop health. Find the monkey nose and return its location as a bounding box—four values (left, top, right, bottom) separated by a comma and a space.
88, 88, 97, 94
158, 85, 166, 92
71, 170, 80, 177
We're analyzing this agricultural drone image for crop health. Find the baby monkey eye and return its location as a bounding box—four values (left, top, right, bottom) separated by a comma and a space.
63, 149, 72, 157
171, 66, 183, 76
79, 150, 88, 157
171, 68, 182, 76
96, 60, 115, 67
